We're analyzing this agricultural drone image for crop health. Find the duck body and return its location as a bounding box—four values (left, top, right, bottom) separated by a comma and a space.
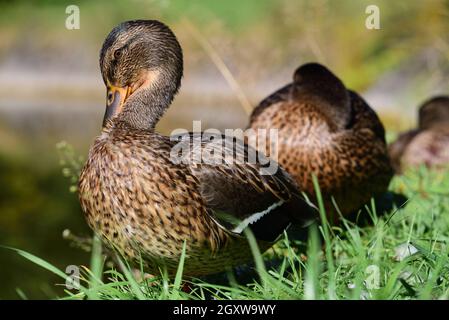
80, 127, 233, 276
79, 124, 313, 276
389, 96, 449, 172
248, 63, 393, 221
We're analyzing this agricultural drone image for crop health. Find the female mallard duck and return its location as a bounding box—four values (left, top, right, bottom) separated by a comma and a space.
389, 96, 449, 172
247, 63, 393, 222
78, 20, 315, 276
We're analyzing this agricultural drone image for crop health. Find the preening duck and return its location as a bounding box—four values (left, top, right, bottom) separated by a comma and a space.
78, 20, 316, 276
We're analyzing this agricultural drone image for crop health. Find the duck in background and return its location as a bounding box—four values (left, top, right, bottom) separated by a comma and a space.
247, 63, 393, 223
389, 96, 449, 173
78, 20, 317, 277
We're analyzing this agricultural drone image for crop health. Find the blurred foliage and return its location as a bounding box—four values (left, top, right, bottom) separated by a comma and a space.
57, 141, 84, 193
0, 0, 448, 89
0, 132, 90, 299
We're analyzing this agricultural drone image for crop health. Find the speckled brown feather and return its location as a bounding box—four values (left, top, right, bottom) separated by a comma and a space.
79, 127, 314, 276
248, 63, 393, 222
79, 128, 240, 275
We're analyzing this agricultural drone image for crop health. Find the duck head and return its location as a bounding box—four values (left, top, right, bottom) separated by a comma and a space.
99, 20, 183, 130
293, 63, 351, 130
418, 95, 449, 130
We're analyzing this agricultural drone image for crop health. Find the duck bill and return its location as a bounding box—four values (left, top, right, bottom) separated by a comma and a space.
102, 85, 131, 127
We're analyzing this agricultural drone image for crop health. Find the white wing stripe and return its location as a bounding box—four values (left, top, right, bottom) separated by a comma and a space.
231, 200, 285, 234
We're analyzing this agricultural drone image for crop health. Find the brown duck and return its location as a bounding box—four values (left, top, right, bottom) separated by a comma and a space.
78, 20, 315, 277
389, 96, 449, 172
247, 63, 393, 222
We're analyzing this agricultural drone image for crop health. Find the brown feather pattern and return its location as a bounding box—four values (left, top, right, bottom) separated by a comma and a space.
79, 126, 314, 276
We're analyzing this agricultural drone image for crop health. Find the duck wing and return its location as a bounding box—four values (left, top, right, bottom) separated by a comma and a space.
170, 132, 316, 242
347, 90, 387, 142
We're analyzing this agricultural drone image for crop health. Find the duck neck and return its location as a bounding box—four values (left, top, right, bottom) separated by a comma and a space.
115, 69, 180, 131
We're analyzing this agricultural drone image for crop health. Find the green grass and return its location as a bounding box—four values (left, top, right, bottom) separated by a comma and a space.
8, 165, 449, 300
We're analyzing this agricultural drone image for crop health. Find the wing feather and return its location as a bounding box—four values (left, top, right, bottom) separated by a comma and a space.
172, 132, 316, 242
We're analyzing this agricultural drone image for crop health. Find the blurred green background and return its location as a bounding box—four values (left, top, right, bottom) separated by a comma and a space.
0, 0, 448, 299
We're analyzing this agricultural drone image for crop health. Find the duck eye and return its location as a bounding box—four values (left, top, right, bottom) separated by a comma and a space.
114, 49, 123, 59
107, 91, 114, 104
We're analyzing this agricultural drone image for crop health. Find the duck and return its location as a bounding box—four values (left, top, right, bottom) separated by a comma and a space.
247, 63, 393, 222
389, 95, 449, 173
78, 20, 316, 277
